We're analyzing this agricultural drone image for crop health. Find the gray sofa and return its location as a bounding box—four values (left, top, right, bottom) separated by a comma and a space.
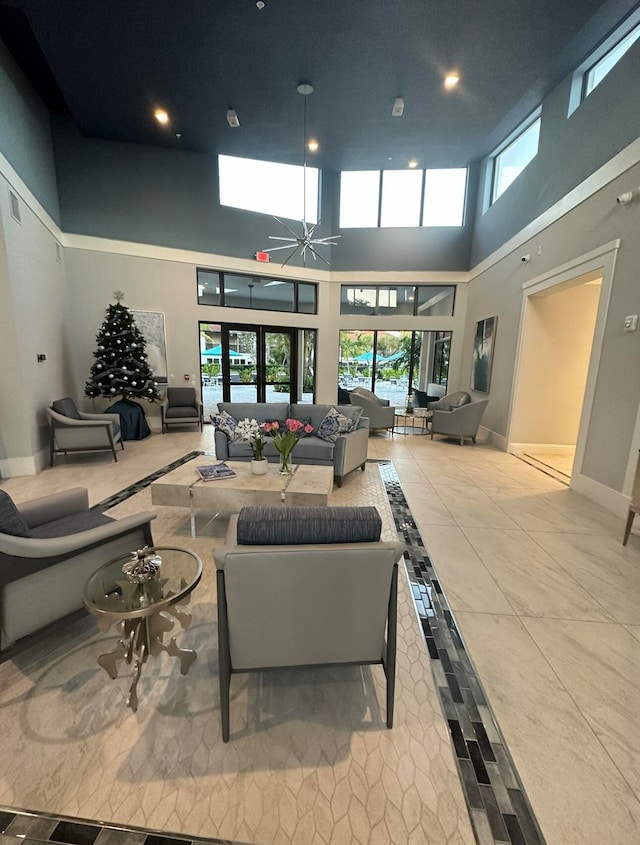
214, 505, 406, 741
212, 402, 369, 486
0, 487, 156, 650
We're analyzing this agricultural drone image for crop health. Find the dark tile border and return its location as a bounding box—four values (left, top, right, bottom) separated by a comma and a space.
0, 808, 242, 845
379, 461, 546, 845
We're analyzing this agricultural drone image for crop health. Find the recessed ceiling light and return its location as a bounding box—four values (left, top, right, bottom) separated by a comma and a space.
408, 159, 418, 169
307, 139, 319, 152
444, 73, 460, 89
154, 109, 169, 124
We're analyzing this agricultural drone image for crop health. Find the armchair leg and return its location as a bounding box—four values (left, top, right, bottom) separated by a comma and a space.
384, 565, 399, 728
217, 571, 232, 742
623, 508, 636, 545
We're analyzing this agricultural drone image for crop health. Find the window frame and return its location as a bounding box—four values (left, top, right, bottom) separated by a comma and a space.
197, 268, 317, 315
339, 168, 467, 229
568, 10, 640, 116
489, 110, 541, 206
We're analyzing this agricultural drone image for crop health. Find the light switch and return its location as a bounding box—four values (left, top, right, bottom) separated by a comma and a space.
624, 314, 638, 332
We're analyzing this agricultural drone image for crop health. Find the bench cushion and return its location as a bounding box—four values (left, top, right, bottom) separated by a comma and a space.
236, 505, 382, 545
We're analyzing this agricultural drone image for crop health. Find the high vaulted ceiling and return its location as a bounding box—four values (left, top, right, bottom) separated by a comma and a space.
0, 0, 635, 171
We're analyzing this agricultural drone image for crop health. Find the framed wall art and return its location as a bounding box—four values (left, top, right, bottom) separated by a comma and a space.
470, 316, 497, 393
132, 310, 168, 383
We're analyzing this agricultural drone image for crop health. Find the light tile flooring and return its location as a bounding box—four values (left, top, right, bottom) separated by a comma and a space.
1, 428, 640, 845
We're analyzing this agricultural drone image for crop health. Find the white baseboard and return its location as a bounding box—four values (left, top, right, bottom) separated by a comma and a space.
0, 455, 39, 477
1, 446, 51, 478
509, 442, 575, 454
571, 471, 629, 519
479, 426, 507, 451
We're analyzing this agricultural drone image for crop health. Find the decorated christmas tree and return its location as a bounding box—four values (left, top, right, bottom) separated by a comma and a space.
85, 291, 162, 403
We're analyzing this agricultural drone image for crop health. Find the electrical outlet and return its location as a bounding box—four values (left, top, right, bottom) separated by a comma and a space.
624, 314, 638, 332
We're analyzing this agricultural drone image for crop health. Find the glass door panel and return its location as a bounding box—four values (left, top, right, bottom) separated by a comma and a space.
265, 331, 291, 402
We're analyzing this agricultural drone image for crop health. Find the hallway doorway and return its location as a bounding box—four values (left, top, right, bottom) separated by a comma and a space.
509, 267, 604, 483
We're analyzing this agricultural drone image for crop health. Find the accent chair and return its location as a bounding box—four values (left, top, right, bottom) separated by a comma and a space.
0, 487, 156, 651
349, 387, 395, 434
430, 398, 489, 445
46, 398, 123, 465
214, 505, 406, 742
161, 387, 203, 433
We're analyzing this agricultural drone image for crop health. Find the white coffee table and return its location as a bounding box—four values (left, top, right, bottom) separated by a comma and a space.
151, 459, 334, 536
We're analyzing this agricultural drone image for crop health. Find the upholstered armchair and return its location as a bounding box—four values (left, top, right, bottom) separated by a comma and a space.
430, 398, 489, 445
214, 505, 406, 742
161, 387, 203, 433
349, 387, 395, 434
46, 398, 123, 465
0, 487, 156, 651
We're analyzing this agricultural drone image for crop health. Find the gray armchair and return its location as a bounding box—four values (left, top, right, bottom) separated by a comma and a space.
161, 387, 203, 433
214, 505, 406, 742
430, 399, 489, 445
0, 487, 156, 650
349, 388, 395, 434
46, 398, 123, 465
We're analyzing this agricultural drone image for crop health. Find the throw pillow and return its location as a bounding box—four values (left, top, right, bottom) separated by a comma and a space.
51, 398, 81, 419
316, 407, 355, 442
0, 490, 31, 537
210, 409, 238, 440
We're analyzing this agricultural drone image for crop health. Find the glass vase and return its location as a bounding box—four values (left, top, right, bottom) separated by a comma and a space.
279, 449, 293, 475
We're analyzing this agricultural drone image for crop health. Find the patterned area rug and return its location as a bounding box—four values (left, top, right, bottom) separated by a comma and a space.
0, 461, 476, 845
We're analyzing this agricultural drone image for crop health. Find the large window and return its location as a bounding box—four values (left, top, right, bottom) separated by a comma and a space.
340, 168, 467, 228
340, 284, 455, 317
218, 154, 319, 223
585, 21, 640, 99
491, 115, 541, 203
338, 330, 450, 402
197, 268, 317, 314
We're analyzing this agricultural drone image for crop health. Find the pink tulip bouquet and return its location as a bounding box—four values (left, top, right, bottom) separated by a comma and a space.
262, 418, 313, 474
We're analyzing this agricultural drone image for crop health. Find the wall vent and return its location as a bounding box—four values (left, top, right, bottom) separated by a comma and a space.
9, 190, 21, 223
55, 241, 63, 263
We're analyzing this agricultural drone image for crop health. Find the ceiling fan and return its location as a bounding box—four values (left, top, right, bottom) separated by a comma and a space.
262, 83, 341, 268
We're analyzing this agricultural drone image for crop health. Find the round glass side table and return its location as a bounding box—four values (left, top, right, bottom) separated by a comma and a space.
83, 546, 202, 712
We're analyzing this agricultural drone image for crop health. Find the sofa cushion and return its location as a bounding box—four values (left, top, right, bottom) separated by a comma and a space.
52, 398, 81, 419
30, 510, 115, 539
316, 407, 355, 442
218, 402, 289, 425
0, 490, 31, 537
291, 436, 334, 462
236, 505, 382, 545
210, 409, 238, 439
166, 406, 199, 419
290, 403, 361, 430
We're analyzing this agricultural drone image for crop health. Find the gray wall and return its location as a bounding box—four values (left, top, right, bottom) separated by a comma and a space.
0, 40, 60, 223
52, 119, 475, 273
472, 38, 640, 265
465, 160, 640, 493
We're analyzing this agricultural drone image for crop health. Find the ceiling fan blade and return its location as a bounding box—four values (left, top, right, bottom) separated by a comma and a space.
268, 236, 298, 242
272, 216, 300, 239
308, 245, 331, 267
313, 236, 341, 245
263, 243, 300, 253
279, 246, 300, 268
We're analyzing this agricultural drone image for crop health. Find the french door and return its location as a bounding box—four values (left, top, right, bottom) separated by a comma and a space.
199, 322, 316, 416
